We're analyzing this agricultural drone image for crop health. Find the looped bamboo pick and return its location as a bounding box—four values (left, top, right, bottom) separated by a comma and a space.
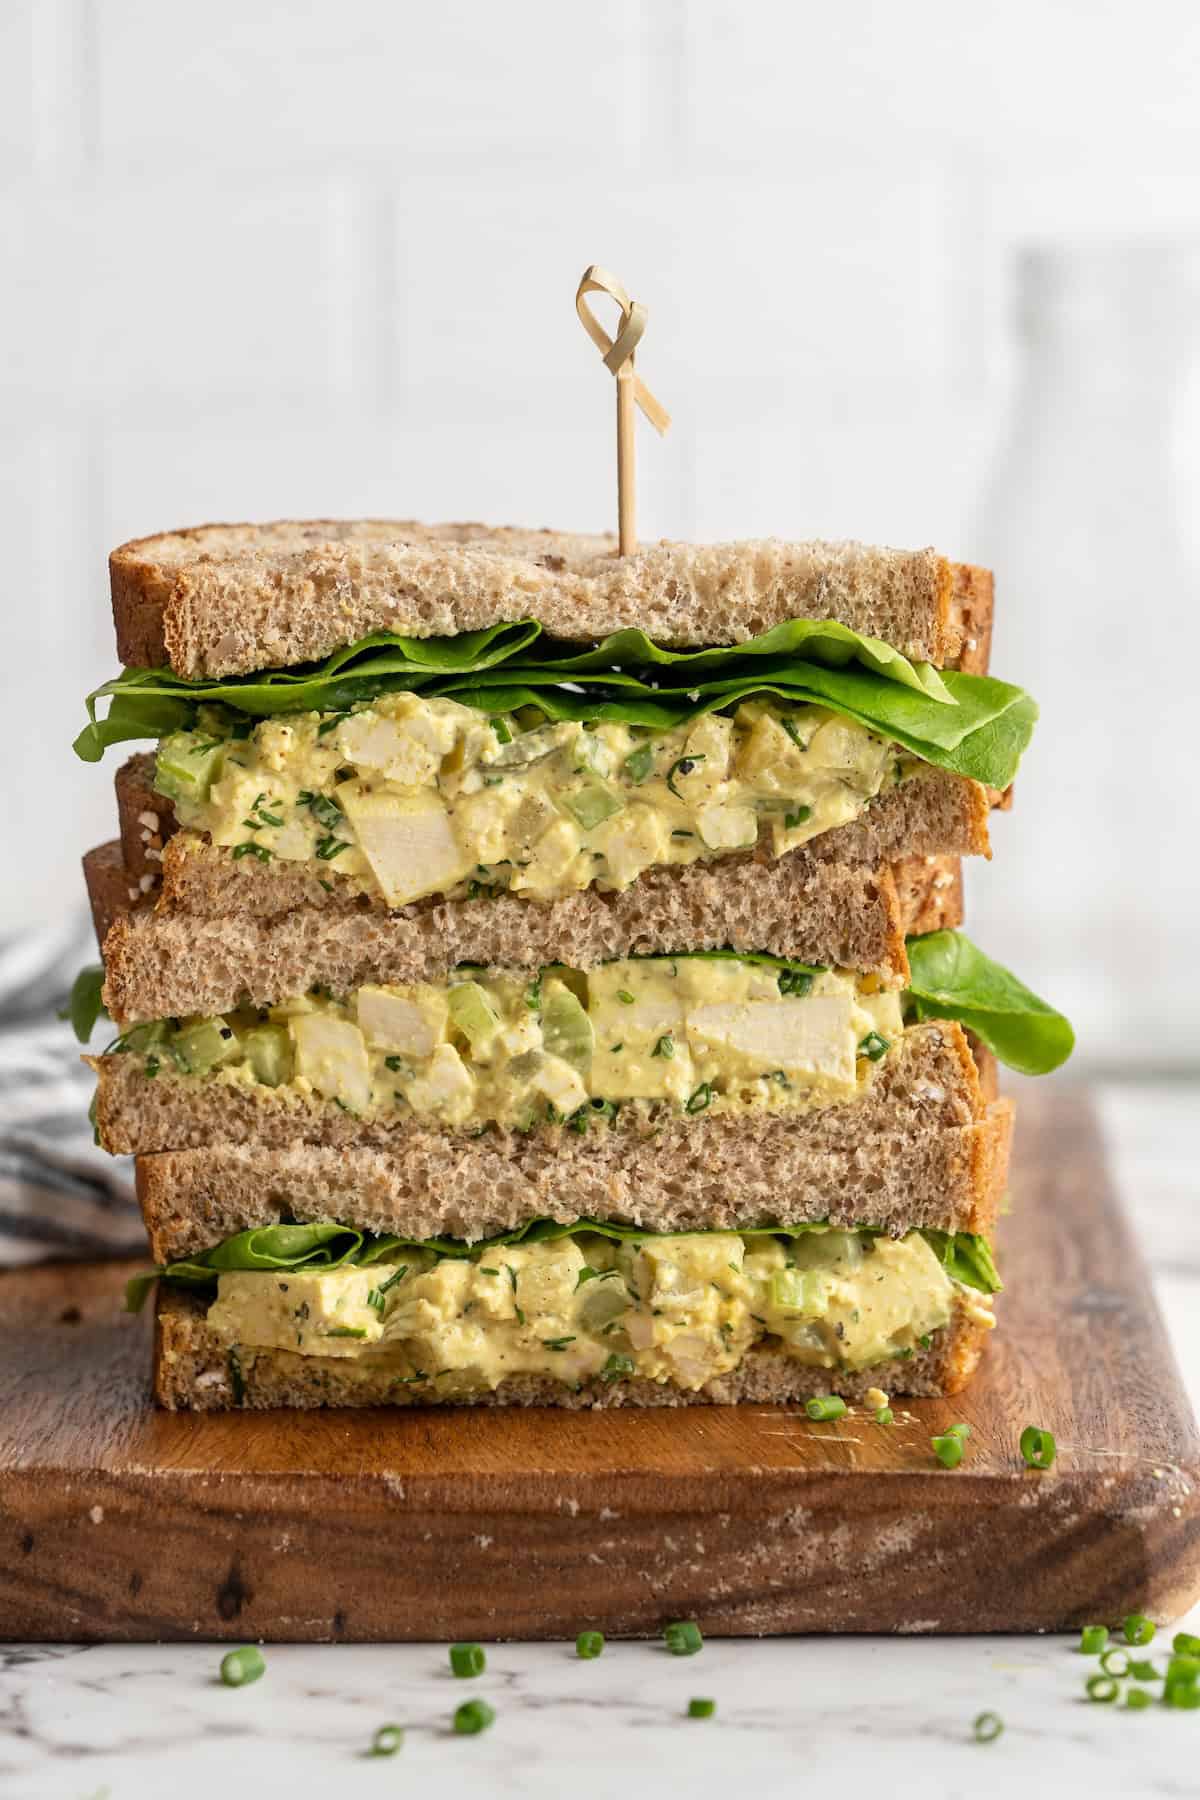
575, 266, 671, 557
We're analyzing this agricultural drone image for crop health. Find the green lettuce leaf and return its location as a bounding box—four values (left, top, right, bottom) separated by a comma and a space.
124, 1217, 1000, 1310
74, 620, 1036, 789
905, 930, 1074, 1076
61, 965, 108, 1043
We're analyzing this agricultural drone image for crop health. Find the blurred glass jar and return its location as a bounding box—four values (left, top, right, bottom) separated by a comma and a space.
970, 245, 1200, 1071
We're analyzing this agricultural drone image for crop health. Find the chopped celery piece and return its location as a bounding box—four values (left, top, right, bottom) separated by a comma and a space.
154, 731, 226, 805
243, 1023, 293, 1087
173, 1017, 241, 1075
561, 777, 624, 831
768, 1268, 829, 1315
448, 981, 501, 1051
541, 981, 594, 1071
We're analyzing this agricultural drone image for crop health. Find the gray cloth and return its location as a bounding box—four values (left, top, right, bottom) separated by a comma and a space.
0, 917, 140, 1265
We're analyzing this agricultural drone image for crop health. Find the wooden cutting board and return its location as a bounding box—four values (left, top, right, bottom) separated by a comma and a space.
2, 1088, 1198, 1641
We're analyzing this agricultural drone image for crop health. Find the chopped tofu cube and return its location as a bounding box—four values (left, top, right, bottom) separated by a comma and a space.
356, 985, 448, 1056
686, 995, 858, 1090
336, 712, 442, 785
404, 1043, 476, 1124
290, 1014, 372, 1113
530, 1055, 590, 1117
696, 803, 758, 850
683, 713, 735, 781
337, 785, 472, 906
208, 1266, 386, 1355
734, 713, 813, 791
591, 803, 671, 887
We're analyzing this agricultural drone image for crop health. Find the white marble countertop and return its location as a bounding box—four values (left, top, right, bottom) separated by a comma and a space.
3, 1080, 1198, 1800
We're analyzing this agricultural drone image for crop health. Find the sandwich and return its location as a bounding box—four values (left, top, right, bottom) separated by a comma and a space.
73, 521, 1071, 1411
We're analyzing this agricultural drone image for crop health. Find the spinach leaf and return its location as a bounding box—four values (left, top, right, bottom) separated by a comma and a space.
905, 930, 1074, 1076
73, 619, 1037, 790
126, 1217, 1000, 1307
63, 965, 108, 1043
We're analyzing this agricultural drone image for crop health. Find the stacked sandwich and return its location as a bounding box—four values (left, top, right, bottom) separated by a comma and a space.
74, 523, 1071, 1411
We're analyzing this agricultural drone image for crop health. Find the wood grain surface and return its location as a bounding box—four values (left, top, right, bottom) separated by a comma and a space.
2, 1088, 1198, 1641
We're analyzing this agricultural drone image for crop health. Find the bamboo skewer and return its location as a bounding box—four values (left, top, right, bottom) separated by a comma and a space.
575, 266, 671, 557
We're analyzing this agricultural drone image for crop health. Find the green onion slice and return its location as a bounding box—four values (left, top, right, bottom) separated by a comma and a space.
219, 1645, 266, 1688
688, 1697, 716, 1718
453, 1698, 496, 1734
449, 1642, 487, 1678
576, 1630, 605, 1659
368, 1724, 404, 1756
972, 1711, 1003, 1743
664, 1619, 704, 1656
1019, 1425, 1056, 1470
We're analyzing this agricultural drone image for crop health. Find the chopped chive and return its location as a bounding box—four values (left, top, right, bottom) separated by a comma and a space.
1086, 1674, 1119, 1703
600, 1352, 635, 1382
366, 1288, 385, 1318
1123, 1613, 1155, 1647
1020, 1425, 1056, 1469
874, 1405, 894, 1425
858, 1031, 890, 1062
231, 841, 272, 862
542, 1336, 576, 1351
325, 1326, 368, 1339
777, 968, 814, 996
490, 716, 513, 745
316, 713, 347, 737
1080, 1625, 1109, 1655
368, 1724, 404, 1756
144, 1054, 160, 1078
384, 1055, 404, 1071
575, 1630, 605, 1659
664, 1619, 703, 1656
315, 835, 350, 861
685, 1082, 713, 1115
687, 1697, 716, 1719
375, 1264, 408, 1296
932, 1432, 965, 1469
449, 1642, 486, 1678
666, 754, 705, 798
617, 990, 635, 1005
651, 1034, 675, 1059
623, 744, 654, 784
784, 806, 813, 829
453, 1698, 495, 1734
805, 1395, 847, 1422
972, 1711, 1003, 1743
219, 1645, 265, 1688
1100, 1647, 1130, 1677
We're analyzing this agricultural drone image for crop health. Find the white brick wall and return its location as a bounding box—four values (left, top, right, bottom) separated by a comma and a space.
3, 0, 1199, 1071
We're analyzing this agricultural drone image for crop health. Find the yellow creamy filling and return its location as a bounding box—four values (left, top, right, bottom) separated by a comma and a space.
159, 694, 904, 906
206, 1228, 988, 1390
138, 957, 905, 1132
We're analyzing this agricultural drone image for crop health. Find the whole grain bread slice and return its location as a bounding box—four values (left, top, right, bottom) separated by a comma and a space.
110, 519, 995, 678
153, 1286, 991, 1411
122, 1021, 1011, 1253
114, 759, 987, 922
100, 853, 928, 1024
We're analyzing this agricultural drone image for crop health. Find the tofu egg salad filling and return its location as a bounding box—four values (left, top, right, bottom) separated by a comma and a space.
114, 953, 904, 1132
137, 1220, 1001, 1392
153, 692, 907, 906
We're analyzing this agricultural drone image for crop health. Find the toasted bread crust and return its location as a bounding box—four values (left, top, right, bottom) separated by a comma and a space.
153, 1287, 992, 1410
109, 520, 994, 678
